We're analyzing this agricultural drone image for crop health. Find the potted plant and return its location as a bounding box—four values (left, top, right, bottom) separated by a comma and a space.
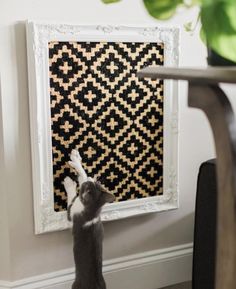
101, 0, 236, 66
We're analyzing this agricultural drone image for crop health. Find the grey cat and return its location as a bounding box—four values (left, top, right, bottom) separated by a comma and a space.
64, 149, 115, 289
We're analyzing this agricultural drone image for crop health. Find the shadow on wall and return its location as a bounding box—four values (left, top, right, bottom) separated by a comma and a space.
13, 21, 34, 216
8, 22, 74, 279
104, 212, 195, 259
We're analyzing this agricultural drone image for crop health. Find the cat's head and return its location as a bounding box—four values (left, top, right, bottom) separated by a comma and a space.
80, 180, 115, 208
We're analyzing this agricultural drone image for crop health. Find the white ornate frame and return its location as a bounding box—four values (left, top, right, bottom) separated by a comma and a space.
26, 21, 180, 234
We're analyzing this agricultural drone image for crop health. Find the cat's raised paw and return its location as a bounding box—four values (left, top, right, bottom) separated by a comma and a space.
70, 149, 82, 163
69, 149, 88, 184
63, 176, 76, 191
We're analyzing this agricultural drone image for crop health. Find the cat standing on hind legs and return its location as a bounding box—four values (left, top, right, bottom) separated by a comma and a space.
64, 149, 115, 289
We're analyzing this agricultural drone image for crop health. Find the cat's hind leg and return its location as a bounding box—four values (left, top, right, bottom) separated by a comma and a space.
69, 149, 88, 187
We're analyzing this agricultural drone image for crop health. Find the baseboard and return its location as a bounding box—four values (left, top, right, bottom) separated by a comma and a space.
0, 243, 193, 289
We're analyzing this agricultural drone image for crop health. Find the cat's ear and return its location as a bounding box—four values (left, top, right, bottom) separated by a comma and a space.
96, 182, 115, 203
102, 190, 115, 203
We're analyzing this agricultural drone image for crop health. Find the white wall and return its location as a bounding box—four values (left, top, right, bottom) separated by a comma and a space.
0, 0, 219, 282
0, 79, 11, 281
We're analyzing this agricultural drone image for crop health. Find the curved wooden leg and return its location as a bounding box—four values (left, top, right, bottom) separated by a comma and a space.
188, 83, 236, 289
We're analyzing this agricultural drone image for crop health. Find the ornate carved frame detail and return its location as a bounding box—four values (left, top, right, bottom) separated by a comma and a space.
26, 21, 180, 234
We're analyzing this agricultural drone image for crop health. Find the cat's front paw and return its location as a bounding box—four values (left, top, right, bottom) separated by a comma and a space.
63, 176, 77, 206
69, 149, 83, 171
69, 149, 88, 185
64, 176, 76, 191
70, 149, 82, 163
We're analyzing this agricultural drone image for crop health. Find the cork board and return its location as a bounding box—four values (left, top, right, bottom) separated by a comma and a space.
48, 41, 164, 212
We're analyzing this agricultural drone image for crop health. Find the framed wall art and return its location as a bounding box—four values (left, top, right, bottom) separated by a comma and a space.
26, 21, 179, 234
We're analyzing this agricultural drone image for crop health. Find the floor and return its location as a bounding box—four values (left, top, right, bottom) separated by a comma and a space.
162, 281, 191, 289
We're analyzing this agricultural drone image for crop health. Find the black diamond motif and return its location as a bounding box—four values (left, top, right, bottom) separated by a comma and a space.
97, 52, 127, 82
97, 109, 128, 138
118, 133, 147, 163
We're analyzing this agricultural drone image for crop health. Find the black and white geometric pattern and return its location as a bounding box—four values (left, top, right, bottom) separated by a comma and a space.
48, 41, 164, 212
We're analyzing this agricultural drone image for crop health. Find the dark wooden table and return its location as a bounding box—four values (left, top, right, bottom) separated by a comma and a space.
138, 67, 236, 289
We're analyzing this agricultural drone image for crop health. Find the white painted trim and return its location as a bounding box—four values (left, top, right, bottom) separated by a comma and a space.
0, 243, 192, 289
26, 21, 180, 234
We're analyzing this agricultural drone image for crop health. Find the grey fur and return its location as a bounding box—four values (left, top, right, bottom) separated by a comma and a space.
69, 181, 115, 289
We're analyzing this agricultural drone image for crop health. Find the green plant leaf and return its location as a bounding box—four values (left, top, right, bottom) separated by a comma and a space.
203, 0, 234, 5
201, 1, 236, 62
225, 2, 236, 31
143, 0, 184, 20
102, 0, 121, 3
